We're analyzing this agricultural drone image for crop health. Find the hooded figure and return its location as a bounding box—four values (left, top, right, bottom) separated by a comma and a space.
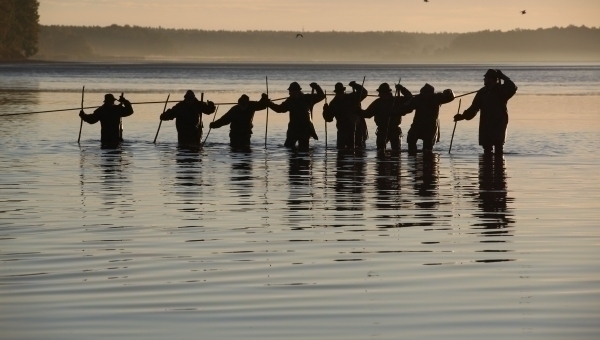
209, 93, 269, 149
360, 83, 412, 151
454, 69, 517, 154
79, 93, 134, 148
403, 83, 455, 154
268, 82, 325, 150
160, 90, 216, 146
322, 81, 369, 149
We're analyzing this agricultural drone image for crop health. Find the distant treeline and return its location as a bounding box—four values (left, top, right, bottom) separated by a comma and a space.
34, 25, 600, 63
0, 0, 39, 61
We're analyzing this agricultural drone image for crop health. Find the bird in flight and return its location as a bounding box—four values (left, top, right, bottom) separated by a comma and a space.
296, 34, 303, 38
424, 0, 429, 2
521, 10, 526, 14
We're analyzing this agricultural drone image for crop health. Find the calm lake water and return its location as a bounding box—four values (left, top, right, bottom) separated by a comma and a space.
1, 63, 599, 340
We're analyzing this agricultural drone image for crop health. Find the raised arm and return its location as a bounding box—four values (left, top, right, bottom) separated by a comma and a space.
118, 96, 134, 117
360, 99, 379, 119
267, 99, 289, 113
436, 89, 455, 105
348, 81, 368, 102
397, 84, 413, 99
252, 94, 270, 112
497, 70, 517, 100
201, 100, 216, 115
307, 83, 325, 104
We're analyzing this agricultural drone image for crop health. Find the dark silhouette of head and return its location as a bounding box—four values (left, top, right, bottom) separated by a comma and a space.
376, 83, 392, 97
238, 94, 250, 110
484, 69, 499, 87
184, 90, 196, 104
104, 93, 116, 104
288, 82, 302, 98
334, 82, 346, 95
420, 83, 435, 98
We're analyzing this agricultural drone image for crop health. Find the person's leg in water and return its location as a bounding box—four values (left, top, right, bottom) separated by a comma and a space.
423, 138, 434, 153
483, 144, 493, 155
298, 136, 310, 151
284, 129, 298, 149
376, 128, 387, 151
494, 143, 504, 155
389, 128, 401, 152
407, 128, 418, 155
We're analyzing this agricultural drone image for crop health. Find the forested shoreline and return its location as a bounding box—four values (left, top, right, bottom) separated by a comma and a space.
34, 25, 600, 63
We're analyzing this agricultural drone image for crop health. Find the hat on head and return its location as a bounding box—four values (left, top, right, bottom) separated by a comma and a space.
484, 69, 498, 79
376, 83, 392, 93
184, 90, 196, 99
104, 93, 116, 103
420, 83, 435, 94
334, 82, 346, 94
238, 94, 250, 104
287, 82, 302, 91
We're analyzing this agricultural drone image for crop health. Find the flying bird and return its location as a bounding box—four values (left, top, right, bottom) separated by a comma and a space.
424, 0, 429, 2
296, 34, 303, 38
521, 10, 526, 14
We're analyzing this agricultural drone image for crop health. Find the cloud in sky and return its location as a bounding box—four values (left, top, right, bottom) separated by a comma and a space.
40, 0, 600, 32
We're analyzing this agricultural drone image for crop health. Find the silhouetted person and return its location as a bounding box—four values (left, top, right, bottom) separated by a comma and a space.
268, 82, 325, 151
160, 90, 216, 147
454, 69, 517, 155
403, 84, 454, 154
361, 83, 412, 151
209, 94, 269, 150
322, 81, 369, 149
79, 93, 133, 148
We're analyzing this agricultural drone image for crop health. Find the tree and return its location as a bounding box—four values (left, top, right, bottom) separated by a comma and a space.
0, 0, 39, 60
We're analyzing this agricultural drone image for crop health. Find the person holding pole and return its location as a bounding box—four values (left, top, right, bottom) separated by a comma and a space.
453, 69, 517, 155
159, 90, 216, 147
402, 83, 455, 155
267, 82, 325, 151
322, 81, 368, 150
209, 94, 269, 150
79, 93, 133, 148
360, 83, 412, 152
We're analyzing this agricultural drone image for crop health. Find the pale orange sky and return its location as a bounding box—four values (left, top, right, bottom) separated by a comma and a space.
40, 0, 600, 32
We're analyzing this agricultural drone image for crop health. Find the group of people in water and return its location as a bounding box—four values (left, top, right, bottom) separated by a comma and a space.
79, 69, 517, 155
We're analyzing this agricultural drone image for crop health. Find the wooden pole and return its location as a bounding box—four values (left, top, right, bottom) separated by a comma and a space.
118, 92, 124, 141
354, 76, 366, 150
201, 105, 219, 149
77, 86, 84, 144
385, 77, 401, 151
265, 76, 269, 149
324, 89, 328, 150
449, 99, 462, 154
153, 94, 170, 144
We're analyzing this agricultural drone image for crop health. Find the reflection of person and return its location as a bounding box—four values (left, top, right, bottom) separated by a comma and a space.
79, 93, 133, 148
408, 153, 440, 210
403, 84, 454, 154
160, 90, 216, 147
210, 94, 269, 150
374, 153, 402, 211
454, 69, 517, 155
475, 155, 514, 232
360, 83, 412, 151
268, 82, 325, 150
334, 150, 366, 211
322, 81, 369, 149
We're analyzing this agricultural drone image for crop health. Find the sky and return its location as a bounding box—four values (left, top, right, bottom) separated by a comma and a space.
40, 0, 600, 33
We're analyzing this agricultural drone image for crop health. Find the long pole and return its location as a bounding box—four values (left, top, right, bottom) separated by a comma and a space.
265, 76, 269, 149
153, 94, 170, 144
118, 92, 124, 141
77, 86, 85, 143
324, 89, 328, 150
449, 99, 462, 154
201, 105, 219, 149
385, 77, 401, 151
310, 87, 315, 120
354, 76, 366, 151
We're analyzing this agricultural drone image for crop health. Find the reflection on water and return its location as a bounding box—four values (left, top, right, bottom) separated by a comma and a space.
334, 150, 366, 213
374, 153, 402, 214
474, 155, 515, 237
287, 151, 314, 220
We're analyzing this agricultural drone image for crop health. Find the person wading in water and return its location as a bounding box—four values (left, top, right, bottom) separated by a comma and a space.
453, 69, 517, 155
360, 83, 412, 152
209, 94, 269, 150
322, 81, 369, 150
79, 93, 133, 148
160, 90, 216, 147
402, 83, 455, 155
267, 82, 325, 151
